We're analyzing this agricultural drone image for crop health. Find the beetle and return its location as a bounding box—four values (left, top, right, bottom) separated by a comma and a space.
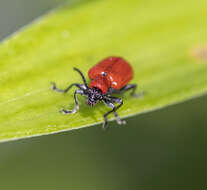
51, 56, 143, 129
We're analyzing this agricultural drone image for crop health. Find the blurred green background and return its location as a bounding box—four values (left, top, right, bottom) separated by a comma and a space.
0, 0, 207, 189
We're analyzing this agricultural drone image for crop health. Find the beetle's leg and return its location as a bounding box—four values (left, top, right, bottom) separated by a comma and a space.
51, 82, 87, 93
119, 84, 144, 98
102, 97, 125, 129
60, 89, 84, 114
113, 111, 126, 125
105, 88, 116, 95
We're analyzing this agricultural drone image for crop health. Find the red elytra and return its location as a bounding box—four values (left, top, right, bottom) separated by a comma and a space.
88, 57, 133, 94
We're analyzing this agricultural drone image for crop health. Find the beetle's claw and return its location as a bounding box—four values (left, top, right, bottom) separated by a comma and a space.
51, 82, 65, 93
60, 109, 74, 114
117, 119, 126, 125
102, 121, 109, 130
51, 82, 57, 90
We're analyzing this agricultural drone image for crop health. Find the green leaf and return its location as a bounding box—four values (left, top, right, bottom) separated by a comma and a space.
0, 0, 207, 142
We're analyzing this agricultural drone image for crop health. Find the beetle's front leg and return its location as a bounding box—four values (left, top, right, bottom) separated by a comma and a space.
60, 89, 84, 114
113, 111, 126, 125
102, 97, 125, 129
51, 82, 87, 93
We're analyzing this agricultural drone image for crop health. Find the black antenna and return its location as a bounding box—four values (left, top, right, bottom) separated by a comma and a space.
73, 67, 88, 88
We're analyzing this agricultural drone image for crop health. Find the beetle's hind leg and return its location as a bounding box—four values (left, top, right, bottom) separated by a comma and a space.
119, 84, 145, 98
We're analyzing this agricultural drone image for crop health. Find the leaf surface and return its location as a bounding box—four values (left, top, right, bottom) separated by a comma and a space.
0, 0, 207, 141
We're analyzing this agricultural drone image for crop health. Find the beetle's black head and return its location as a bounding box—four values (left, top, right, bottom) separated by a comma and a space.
86, 87, 103, 107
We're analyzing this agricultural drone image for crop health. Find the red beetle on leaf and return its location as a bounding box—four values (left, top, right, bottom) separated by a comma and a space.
52, 57, 143, 129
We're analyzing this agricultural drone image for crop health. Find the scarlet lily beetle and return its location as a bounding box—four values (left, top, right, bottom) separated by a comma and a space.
51, 56, 143, 129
